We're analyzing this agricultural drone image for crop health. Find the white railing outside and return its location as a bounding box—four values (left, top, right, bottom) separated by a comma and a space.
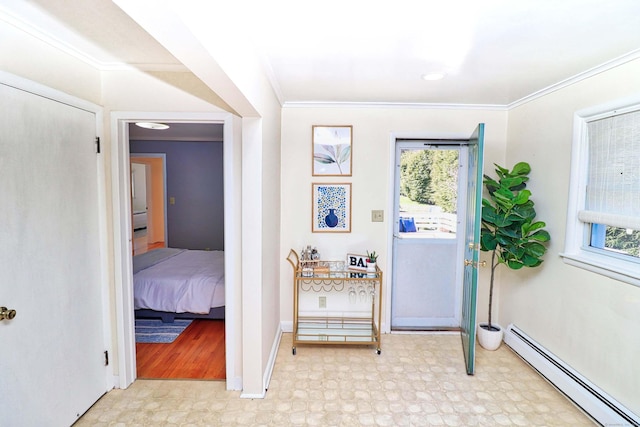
400, 211, 457, 234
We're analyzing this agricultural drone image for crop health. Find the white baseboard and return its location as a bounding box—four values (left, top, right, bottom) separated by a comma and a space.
504, 324, 639, 427
263, 327, 283, 391
240, 391, 266, 399
240, 325, 283, 399
226, 376, 242, 391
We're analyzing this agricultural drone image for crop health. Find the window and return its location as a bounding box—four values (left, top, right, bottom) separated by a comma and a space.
562, 99, 640, 286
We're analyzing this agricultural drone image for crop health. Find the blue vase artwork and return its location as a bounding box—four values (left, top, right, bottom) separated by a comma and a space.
311, 183, 351, 233
314, 184, 350, 232
325, 208, 339, 227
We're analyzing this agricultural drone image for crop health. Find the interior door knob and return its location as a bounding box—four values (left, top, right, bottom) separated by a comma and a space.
0, 307, 16, 320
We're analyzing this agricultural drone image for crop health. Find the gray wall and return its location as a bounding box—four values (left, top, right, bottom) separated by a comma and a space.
130, 140, 224, 250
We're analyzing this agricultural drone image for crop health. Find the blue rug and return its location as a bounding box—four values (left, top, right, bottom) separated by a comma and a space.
135, 319, 193, 343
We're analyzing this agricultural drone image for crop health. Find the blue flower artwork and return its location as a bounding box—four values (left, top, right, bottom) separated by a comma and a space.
313, 183, 351, 233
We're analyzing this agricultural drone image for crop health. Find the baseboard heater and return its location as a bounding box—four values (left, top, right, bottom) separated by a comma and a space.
504, 324, 639, 427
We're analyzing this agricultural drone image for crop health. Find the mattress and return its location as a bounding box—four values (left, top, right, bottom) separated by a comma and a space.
133, 248, 225, 314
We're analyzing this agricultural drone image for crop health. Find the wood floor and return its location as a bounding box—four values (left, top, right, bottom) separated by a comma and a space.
136, 319, 226, 380
133, 236, 164, 256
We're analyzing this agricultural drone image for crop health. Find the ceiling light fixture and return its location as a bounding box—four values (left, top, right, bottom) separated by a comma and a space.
421, 72, 446, 81
135, 122, 170, 130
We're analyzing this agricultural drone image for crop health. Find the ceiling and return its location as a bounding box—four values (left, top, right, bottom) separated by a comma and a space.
3, 0, 640, 107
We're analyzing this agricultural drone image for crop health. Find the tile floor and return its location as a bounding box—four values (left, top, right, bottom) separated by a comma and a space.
76, 333, 595, 426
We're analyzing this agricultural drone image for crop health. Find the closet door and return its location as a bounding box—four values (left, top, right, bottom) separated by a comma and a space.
0, 79, 107, 425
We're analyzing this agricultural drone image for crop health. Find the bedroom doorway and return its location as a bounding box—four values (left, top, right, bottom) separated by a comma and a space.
112, 112, 241, 390
126, 120, 229, 382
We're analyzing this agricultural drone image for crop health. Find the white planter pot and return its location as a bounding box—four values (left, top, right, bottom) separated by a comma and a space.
366, 262, 377, 278
477, 323, 503, 351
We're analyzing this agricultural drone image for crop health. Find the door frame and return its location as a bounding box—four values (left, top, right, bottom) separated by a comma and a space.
385, 131, 475, 333
111, 111, 241, 390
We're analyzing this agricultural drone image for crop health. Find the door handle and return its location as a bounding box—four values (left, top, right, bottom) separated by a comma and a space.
464, 259, 486, 268
0, 307, 17, 321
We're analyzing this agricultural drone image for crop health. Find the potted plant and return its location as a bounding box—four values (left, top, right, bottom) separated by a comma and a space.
366, 251, 378, 277
478, 162, 550, 350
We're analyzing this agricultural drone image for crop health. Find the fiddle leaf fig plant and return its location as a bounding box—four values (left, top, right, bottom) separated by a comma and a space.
480, 162, 550, 331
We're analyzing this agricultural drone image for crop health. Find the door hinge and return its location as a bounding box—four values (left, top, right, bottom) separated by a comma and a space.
96, 136, 101, 154
104, 350, 109, 366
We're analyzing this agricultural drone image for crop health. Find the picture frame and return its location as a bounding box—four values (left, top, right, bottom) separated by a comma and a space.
312, 125, 352, 176
312, 183, 352, 233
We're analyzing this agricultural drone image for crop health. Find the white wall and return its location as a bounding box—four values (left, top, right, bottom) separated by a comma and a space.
504, 58, 640, 414
280, 106, 508, 329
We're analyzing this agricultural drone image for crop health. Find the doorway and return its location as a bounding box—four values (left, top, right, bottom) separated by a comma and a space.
112, 112, 241, 390
130, 154, 167, 256
128, 125, 225, 380
391, 141, 469, 330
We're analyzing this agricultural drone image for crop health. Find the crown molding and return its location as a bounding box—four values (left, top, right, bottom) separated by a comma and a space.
508, 49, 640, 110
283, 101, 508, 111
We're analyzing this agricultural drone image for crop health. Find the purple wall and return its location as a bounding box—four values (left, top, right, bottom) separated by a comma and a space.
130, 140, 224, 250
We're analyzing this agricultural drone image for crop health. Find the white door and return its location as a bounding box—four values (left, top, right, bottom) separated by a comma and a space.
391, 141, 468, 329
0, 79, 107, 425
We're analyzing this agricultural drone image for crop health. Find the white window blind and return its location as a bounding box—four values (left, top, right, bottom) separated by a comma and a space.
578, 109, 640, 230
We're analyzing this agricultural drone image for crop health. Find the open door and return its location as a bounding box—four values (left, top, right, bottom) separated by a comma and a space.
461, 123, 485, 375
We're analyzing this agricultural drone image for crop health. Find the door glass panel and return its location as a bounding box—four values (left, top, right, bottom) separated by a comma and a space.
398, 148, 459, 239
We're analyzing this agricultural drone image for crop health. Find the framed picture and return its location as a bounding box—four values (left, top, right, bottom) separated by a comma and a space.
312, 183, 352, 233
312, 125, 352, 176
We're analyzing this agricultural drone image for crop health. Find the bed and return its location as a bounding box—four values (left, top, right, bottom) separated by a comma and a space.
133, 248, 225, 323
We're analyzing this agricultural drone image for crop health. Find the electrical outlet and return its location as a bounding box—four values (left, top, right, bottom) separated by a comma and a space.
371, 210, 384, 222
319, 296, 326, 308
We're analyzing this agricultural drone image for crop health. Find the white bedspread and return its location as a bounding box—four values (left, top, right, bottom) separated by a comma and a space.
133, 249, 225, 314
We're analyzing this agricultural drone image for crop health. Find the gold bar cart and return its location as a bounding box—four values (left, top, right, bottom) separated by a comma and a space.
287, 249, 383, 355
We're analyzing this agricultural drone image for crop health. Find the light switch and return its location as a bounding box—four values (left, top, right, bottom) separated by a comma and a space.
169, 196, 175, 205
371, 210, 384, 222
